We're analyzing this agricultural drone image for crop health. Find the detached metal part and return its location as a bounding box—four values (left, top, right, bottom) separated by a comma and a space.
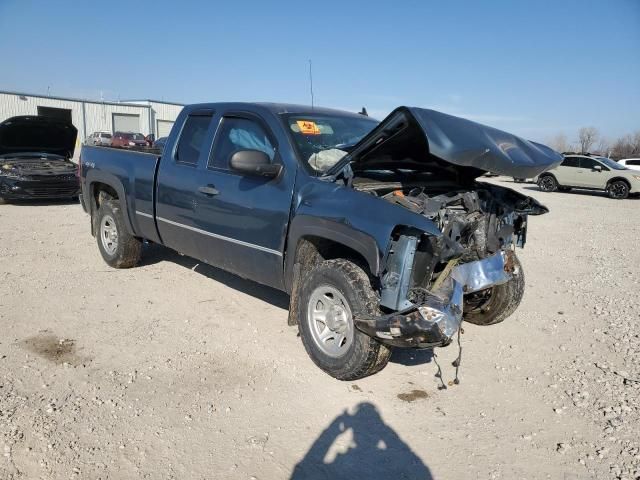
380, 235, 418, 311
356, 251, 511, 348
451, 251, 510, 293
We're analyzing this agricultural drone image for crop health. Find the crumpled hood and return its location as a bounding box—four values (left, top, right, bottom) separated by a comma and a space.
343, 107, 563, 179
0, 116, 77, 158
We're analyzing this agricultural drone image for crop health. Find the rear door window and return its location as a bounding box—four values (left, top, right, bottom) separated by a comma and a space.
175, 114, 214, 165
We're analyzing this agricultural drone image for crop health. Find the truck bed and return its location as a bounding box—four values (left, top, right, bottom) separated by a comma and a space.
80, 145, 161, 242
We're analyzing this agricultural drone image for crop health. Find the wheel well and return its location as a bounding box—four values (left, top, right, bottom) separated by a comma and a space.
607, 177, 631, 188
294, 236, 371, 276
286, 235, 372, 326
90, 182, 119, 236
92, 182, 119, 209
538, 172, 555, 180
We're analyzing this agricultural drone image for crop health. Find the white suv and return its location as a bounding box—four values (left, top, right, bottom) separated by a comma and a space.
86, 131, 112, 146
537, 154, 640, 199
618, 158, 640, 172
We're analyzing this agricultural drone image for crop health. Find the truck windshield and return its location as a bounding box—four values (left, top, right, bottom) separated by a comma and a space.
283, 114, 378, 174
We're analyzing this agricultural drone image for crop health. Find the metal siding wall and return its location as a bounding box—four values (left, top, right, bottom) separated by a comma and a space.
0, 93, 85, 158
0, 93, 153, 158
83, 103, 150, 136
0, 93, 184, 157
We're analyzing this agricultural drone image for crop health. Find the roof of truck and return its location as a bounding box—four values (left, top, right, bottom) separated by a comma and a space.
185, 102, 370, 119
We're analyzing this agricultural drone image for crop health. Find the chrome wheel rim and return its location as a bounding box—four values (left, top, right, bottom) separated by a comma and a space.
307, 285, 354, 358
100, 214, 118, 256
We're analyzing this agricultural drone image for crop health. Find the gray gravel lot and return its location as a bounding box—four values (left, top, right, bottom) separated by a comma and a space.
1, 178, 639, 479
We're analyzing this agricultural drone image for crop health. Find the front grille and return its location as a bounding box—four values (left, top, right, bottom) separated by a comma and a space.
27, 174, 76, 182
18, 180, 80, 198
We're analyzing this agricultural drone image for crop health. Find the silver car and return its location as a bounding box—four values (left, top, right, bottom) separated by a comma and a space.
537, 154, 640, 199
86, 131, 112, 146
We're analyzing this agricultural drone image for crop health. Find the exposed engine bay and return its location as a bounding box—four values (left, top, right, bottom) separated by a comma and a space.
379, 183, 532, 259
1, 156, 77, 178
352, 177, 547, 349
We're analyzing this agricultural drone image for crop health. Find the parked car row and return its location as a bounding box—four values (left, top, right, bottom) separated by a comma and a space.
514, 153, 640, 199
85, 131, 163, 149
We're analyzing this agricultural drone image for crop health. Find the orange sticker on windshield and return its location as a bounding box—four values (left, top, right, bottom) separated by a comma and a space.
296, 120, 321, 135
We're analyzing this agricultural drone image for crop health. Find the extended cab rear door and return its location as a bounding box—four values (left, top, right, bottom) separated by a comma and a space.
155, 109, 217, 260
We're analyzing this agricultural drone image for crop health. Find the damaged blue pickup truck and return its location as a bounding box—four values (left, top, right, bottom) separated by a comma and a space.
79, 103, 562, 380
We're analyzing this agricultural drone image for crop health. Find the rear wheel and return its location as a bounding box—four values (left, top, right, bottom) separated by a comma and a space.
606, 180, 630, 199
297, 259, 392, 380
463, 254, 525, 326
96, 200, 142, 268
538, 175, 558, 192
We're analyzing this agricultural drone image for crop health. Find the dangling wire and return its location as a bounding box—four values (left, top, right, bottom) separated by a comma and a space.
452, 327, 463, 385
433, 352, 447, 390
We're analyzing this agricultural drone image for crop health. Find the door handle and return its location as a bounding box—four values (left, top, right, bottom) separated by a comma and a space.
198, 185, 219, 196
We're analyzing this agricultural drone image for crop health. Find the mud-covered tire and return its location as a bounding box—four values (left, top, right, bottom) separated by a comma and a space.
537, 174, 558, 192
96, 200, 142, 268
606, 180, 630, 200
297, 259, 392, 380
463, 255, 525, 326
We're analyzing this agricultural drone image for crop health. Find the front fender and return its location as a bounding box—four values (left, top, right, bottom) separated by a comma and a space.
284, 178, 442, 291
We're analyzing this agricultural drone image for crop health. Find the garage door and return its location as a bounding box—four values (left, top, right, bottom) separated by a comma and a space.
157, 120, 174, 138
113, 113, 140, 133
37, 106, 73, 124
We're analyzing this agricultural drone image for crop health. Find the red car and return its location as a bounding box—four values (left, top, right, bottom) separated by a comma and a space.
111, 132, 147, 148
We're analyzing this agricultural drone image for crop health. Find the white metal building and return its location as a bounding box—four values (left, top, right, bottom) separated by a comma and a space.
0, 90, 184, 158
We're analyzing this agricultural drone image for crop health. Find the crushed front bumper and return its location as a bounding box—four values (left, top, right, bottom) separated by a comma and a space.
355, 251, 512, 348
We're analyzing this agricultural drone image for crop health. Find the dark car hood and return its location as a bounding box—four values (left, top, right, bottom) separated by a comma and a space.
0, 116, 78, 158
334, 107, 563, 179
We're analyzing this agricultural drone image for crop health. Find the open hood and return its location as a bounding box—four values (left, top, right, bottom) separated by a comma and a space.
0, 116, 78, 158
334, 107, 563, 179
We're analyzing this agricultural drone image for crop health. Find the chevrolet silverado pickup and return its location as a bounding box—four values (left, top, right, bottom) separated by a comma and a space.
79, 103, 562, 380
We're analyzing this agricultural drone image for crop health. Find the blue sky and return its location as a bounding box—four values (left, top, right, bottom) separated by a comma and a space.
1, 0, 638, 142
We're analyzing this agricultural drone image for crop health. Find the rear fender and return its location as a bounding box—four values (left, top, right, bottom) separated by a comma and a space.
86, 169, 135, 237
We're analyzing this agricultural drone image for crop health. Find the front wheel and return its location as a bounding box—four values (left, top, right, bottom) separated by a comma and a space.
96, 199, 142, 268
463, 254, 525, 326
607, 180, 630, 199
297, 259, 392, 380
538, 175, 558, 192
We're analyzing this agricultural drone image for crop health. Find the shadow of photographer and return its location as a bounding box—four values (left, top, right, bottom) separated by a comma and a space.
291, 402, 433, 479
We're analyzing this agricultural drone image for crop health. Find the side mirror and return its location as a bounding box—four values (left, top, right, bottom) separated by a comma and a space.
593, 165, 602, 172
230, 149, 281, 178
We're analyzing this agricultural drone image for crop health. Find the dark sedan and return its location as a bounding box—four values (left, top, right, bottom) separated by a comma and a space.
0, 116, 79, 203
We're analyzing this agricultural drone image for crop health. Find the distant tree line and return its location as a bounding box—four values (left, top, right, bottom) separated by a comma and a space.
546, 128, 640, 159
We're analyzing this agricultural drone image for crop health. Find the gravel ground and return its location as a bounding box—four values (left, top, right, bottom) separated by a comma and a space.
0, 178, 639, 480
